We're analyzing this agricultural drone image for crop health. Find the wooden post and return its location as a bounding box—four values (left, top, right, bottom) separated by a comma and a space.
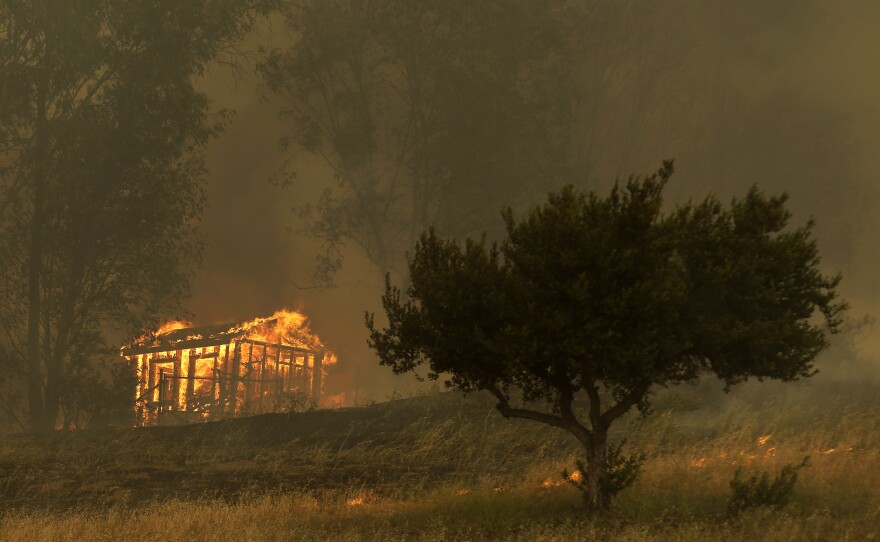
284, 348, 294, 392
259, 345, 267, 413
230, 341, 241, 416
219, 343, 231, 415
172, 353, 182, 411
185, 350, 196, 411
311, 351, 323, 408
147, 353, 156, 402
302, 353, 310, 391
244, 341, 253, 413
137, 355, 145, 400
273, 346, 282, 402
211, 346, 220, 415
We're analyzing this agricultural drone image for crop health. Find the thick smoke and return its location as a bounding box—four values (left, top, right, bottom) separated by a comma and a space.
188, 3, 880, 404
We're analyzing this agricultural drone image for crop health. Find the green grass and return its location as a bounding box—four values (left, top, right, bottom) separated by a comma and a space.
1, 373, 878, 540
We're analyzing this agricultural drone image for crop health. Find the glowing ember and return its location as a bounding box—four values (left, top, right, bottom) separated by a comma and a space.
756, 434, 772, 446
346, 491, 374, 506
690, 457, 707, 468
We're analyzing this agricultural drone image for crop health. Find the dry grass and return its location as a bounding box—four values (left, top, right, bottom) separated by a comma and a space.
1, 373, 879, 540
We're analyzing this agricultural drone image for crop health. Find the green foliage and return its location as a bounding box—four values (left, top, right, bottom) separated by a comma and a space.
0, 0, 272, 430
562, 441, 645, 502
727, 456, 810, 516
63, 357, 139, 429
367, 162, 844, 509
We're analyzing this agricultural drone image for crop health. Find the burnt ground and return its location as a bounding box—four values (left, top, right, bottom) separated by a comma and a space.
0, 392, 577, 513
4, 376, 873, 515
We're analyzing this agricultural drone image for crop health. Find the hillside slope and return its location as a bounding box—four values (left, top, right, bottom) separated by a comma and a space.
0, 391, 577, 512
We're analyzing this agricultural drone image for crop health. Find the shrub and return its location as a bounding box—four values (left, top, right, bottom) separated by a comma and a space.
563, 440, 645, 503
727, 456, 810, 516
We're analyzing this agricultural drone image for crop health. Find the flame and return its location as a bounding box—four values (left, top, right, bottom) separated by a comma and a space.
690, 457, 707, 468
227, 309, 335, 361
127, 308, 336, 425
156, 320, 189, 335
756, 434, 772, 446
346, 491, 375, 506
541, 477, 569, 488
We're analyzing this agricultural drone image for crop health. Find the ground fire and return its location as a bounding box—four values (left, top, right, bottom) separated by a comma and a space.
121, 309, 336, 426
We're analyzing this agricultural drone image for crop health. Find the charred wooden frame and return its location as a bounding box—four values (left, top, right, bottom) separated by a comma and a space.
122, 322, 324, 426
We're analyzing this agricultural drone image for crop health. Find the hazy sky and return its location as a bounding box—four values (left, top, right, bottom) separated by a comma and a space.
185, 3, 880, 401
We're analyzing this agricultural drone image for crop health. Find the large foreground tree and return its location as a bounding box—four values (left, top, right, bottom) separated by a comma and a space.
0, 0, 271, 431
367, 162, 845, 511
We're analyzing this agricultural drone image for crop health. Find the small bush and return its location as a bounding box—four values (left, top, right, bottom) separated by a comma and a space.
563, 440, 645, 501
727, 456, 810, 516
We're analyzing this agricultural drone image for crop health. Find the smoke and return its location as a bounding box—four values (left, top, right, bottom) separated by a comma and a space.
185, 3, 880, 404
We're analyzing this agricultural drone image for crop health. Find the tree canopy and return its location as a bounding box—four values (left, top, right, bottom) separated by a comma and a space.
260, 0, 571, 283
0, 0, 271, 431
367, 162, 845, 510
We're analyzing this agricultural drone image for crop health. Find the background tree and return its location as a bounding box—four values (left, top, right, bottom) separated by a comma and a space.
260, 0, 571, 284
367, 162, 845, 511
0, 0, 272, 431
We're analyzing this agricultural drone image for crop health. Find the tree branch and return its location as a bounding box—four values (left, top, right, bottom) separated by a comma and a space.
486, 384, 592, 446
601, 386, 647, 426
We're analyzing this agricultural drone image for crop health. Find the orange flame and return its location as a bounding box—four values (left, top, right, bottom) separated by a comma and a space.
227, 309, 337, 364
346, 491, 375, 506
127, 309, 336, 425
156, 320, 190, 336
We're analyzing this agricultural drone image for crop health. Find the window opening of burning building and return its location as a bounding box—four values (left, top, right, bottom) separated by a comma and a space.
121, 310, 336, 426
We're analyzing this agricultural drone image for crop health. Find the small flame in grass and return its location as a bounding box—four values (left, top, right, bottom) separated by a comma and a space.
756, 434, 772, 446
542, 478, 565, 488
346, 492, 374, 506
455, 489, 470, 496
690, 457, 707, 468
819, 447, 837, 455
540, 468, 582, 489
764, 446, 776, 458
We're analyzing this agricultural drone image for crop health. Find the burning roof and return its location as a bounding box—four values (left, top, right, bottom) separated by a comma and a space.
123, 309, 334, 357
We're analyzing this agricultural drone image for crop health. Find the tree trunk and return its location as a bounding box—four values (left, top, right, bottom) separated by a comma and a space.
583, 426, 610, 511
26, 70, 50, 433
25, 187, 45, 432
43, 353, 62, 431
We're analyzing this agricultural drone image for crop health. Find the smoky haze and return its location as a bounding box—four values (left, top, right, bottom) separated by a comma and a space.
187, 2, 880, 403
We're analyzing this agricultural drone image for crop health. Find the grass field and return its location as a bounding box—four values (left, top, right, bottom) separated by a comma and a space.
1, 370, 878, 541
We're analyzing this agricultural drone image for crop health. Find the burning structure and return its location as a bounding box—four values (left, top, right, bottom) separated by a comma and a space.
121, 310, 335, 426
